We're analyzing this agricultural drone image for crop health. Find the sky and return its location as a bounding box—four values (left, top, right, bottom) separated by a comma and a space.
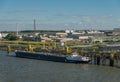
0, 0, 120, 31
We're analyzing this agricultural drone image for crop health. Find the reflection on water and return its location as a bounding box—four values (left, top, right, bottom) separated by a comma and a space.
0, 51, 120, 82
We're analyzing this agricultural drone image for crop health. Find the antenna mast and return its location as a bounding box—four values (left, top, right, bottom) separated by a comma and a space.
34, 19, 36, 32
16, 23, 18, 37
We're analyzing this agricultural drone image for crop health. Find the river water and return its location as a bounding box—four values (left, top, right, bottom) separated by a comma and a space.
0, 51, 120, 82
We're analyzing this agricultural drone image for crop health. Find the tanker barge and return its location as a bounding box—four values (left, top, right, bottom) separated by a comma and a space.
15, 50, 90, 63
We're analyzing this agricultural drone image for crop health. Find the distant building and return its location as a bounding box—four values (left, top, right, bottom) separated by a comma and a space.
1, 33, 8, 38
41, 37, 52, 41
86, 30, 104, 36
22, 33, 40, 41
65, 30, 74, 33
72, 31, 85, 35
0, 33, 9, 40
113, 28, 120, 31
65, 30, 70, 33
56, 32, 67, 38
56, 38, 74, 42
79, 36, 90, 40
113, 28, 120, 35
0, 33, 2, 40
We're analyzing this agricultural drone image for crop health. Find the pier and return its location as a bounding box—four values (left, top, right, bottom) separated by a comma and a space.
4, 44, 120, 67
89, 51, 120, 67
68, 45, 120, 67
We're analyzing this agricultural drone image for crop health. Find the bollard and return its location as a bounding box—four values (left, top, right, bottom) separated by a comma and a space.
65, 46, 71, 54
28, 45, 33, 51
94, 54, 97, 65
109, 52, 114, 66
97, 54, 101, 65
7, 45, 11, 55
90, 54, 93, 64
102, 54, 106, 65
115, 54, 119, 65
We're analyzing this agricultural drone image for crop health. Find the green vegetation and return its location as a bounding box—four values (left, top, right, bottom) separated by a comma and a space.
0, 40, 44, 45
4, 33, 18, 40
94, 35, 120, 40
20, 30, 64, 33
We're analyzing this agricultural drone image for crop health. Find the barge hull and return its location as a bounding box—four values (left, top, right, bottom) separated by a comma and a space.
15, 51, 66, 62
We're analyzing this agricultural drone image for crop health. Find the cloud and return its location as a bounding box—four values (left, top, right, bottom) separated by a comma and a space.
71, 16, 78, 18
64, 23, 69, 26
7, 9, 48, 13
100, 14, 113, 18
69, 14, 113, 19
78, 22, 82, 25
54, 13, 65, 16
